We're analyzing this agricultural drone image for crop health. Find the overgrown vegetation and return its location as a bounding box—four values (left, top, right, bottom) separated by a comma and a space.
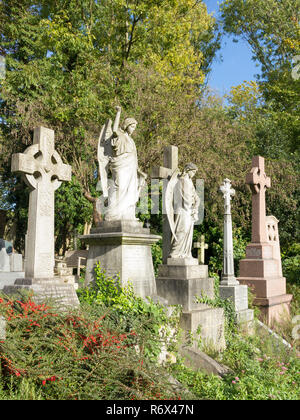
1, 263, 299, 400
0, 291, 183, 400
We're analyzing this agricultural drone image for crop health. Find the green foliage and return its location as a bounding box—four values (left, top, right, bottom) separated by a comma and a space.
54, 176, 93, 254
77, 262, 181, 362
172, 328, 300, 400
221, 0, 300, 156
205, 226, 248, 278
0, 293, 183, 400
282, 243, 300, 286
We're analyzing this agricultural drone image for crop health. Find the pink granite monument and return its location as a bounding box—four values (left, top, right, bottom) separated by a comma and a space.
238, 156, 292, 325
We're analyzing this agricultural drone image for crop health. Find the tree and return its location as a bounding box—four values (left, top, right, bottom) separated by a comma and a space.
220, 0, 300, 154
0, 0, 219, 250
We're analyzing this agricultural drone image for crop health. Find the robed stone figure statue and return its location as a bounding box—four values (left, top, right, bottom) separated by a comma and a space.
166, 163, 200, 259
98, 106, 147, 221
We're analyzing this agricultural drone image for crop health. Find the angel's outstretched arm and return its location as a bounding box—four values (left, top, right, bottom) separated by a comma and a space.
113, 106, 121, 135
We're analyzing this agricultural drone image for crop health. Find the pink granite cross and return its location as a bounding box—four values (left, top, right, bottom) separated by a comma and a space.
246, 156, 271, 243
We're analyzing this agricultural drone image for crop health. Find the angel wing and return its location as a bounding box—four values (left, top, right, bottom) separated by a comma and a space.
97, 119, 113, 198
165, 168, 180, 242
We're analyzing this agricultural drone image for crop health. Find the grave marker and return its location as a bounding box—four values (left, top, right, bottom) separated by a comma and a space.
4, 127, 79, 307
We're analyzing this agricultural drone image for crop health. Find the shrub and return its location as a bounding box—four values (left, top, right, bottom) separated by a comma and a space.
0, 293, 183, 400
77, 262, 181, 363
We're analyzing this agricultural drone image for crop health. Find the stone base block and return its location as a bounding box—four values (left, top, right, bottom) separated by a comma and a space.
3, 277, 80, 308
180, 308, 226, 351
235, 308, 254, 324
0, 272, 25, 289
79, 221, 160, 298
254, 294, 292, 326
239, 258, 281, 278
219, 284, 249, 312
158, 263, 208, 279
157, 263, 213, 311
156, 276, 214, 311
167, 257, 198, 266
238, 276, 287, 298
244, 243, 273, 260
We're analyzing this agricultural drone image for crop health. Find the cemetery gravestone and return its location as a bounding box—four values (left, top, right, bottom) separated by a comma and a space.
151, 145, 178, 263
193, 235, 208, 265
0, 239, 25, 290
219, 179, 254, 324
81, 109, 160, 298
155, 147, 225, 351
238, 156, 292, 325
3, 127, 79, 307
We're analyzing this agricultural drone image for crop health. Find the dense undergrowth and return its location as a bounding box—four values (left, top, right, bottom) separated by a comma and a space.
0, 262, 299, 400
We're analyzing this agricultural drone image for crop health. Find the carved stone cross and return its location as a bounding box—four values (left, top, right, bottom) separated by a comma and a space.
11, 127, 71, 278
220, 178, 235, 211
151, 145, 178, 263
193, 234, 208, 265
246, 156, 271, 243
219, 178, 238, 285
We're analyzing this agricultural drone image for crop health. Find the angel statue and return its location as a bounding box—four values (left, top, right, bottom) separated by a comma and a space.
166, 163, 200, 259
97, 106, 147, 221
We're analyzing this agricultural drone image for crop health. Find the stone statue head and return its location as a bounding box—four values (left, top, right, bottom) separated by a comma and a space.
123, 118, 138, 135
183, 162, 198, 178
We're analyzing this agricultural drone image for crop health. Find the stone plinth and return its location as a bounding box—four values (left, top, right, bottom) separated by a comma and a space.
0, 272, 25, 290
156, 260, 225, 351
3, 277, 80, 308
79, 220, 161, 298
219, 283, 254, 325
180, 308, 226, 352
238, 235, 292, 325
156, 263, 213, 311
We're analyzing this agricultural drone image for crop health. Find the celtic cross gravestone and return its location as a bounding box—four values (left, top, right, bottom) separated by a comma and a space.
4, 127, 79, 307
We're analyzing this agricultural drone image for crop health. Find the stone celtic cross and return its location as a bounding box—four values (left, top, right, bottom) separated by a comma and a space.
11, 127, 71, 278
246, 156, 271, 243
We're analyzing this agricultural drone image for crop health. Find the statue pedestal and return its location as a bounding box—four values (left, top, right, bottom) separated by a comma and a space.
238, 242, 292, 325
156, 260, 225, 351
79, 220, 161, 298
219, 282, 254, 325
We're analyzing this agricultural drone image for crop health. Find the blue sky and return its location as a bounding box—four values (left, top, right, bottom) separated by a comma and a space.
203, 0, 261, 96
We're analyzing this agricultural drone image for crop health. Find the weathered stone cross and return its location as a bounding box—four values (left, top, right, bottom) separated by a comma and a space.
219, 178, 238, 285
246, 156, 271, 244
151, 145, 178, 263
11, 127, 71, 278
193, 234, 208, 265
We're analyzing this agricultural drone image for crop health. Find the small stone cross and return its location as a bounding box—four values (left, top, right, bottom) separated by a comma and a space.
193, 234, 208, 265
246, 156, 271, 243
151, 145, 178, 263
11, 127, 71, 278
